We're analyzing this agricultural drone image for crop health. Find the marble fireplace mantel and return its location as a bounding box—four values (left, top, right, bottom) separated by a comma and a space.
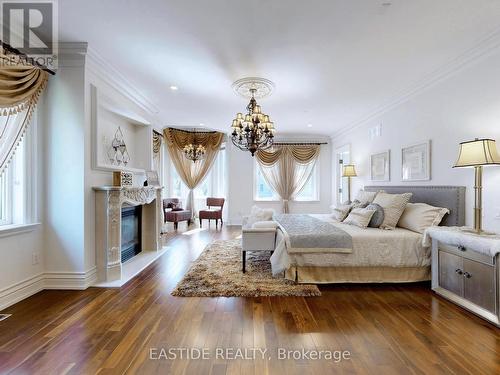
93, 186, 163, 283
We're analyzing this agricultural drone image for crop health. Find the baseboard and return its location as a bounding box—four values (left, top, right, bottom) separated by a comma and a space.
0, 267, 98, 311
0, 274, 45, 311
44, 267, 98, 290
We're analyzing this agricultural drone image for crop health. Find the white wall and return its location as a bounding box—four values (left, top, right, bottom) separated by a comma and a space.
44, 52, 87, 275
332, 48, 500, 232
227, 135, 332, 225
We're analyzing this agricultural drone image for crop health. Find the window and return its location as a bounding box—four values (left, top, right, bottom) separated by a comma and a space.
295, 163, 319, 201
254, 161, 319, 201
254, 165, 279, 201
0, 128, 31, 227
169, 147, 226, 200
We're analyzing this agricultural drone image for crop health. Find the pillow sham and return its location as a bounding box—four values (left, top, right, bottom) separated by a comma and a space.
398, 203, 450, 234
372, 192, 413, 230
343, 207, 376, 228
331, 204, 352, 221
366, 203, 385, 228
354, 190, 378, 205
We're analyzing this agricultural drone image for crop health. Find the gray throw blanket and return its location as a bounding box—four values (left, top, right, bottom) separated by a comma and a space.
274, 214, 353, 253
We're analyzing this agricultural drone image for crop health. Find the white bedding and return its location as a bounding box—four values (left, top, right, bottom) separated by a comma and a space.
270, 214, 430, 275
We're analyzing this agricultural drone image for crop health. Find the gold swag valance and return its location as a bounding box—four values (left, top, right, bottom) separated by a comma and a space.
164, 127, 224, 151
163, 128, 224, 219
0, 49, 49, 175
256, 144, 320, 166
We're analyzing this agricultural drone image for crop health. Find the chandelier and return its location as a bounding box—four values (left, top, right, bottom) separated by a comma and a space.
183, 143, 206, 162
230, 78, 275, 156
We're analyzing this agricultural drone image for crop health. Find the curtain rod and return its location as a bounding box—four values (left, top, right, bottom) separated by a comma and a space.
167, 127, 218, 134
1, 41, 56, 75
273, 142, 328, 145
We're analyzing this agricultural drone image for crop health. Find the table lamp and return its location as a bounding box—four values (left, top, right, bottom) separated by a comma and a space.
453, 138, 500, 233
342, 164, 357, 203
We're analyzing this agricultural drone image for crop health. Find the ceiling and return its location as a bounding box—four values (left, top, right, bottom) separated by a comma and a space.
58, 0, 500, 135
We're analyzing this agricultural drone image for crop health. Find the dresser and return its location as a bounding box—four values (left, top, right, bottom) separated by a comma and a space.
428, 227, 500, 326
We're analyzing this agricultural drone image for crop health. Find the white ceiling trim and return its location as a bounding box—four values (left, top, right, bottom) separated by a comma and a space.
86, 47, 160, 116
332, 28, 500, 139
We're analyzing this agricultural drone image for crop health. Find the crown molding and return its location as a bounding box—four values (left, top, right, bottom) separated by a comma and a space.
332, 28, 500, 139
86, 46, 160, 116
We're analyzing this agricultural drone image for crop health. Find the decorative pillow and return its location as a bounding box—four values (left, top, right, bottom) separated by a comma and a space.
252, 221, 279, 229
331, 204, 352, 221
398, 203, 450, 234
171, 207, 184, 212
366, 203, 385, 228
372, 192, 413, 230
247, 206, 275, 227
343, 207, 377, 228
352, 200, 368, 209
354, 190, 378, 205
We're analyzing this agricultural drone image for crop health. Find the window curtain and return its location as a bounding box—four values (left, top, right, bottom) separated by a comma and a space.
256, 144, 320, 213
0, 50, 48, 176
163, 127, 224, 218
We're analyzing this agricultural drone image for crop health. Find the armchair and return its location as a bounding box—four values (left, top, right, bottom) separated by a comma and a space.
199, 197, 225, 228
163, 198, 192, 230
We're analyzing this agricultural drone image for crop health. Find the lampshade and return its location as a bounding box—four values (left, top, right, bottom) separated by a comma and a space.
342, 164, 357, 177
454, 138, 500, 168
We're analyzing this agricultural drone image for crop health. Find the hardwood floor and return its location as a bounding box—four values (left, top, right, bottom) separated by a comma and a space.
0, 224, 499, 374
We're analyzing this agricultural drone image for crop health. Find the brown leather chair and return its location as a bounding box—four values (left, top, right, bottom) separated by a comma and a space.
163, 198, 192, 230
199, 197, 225, 228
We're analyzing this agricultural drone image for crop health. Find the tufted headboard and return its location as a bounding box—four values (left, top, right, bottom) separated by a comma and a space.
364, 185, 466, 227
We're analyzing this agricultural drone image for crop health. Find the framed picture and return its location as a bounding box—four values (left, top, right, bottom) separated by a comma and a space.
145, 170, 160, 186
371, 150, 390, 181
401, 140, 431, 181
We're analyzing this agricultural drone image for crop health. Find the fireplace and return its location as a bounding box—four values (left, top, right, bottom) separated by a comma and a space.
121, 205, 142, 262
94, 186, 162, 283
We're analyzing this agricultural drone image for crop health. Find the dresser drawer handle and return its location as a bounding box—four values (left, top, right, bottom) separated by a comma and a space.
458, 245, 466, 252
455, 269, 463, 275
463, 272, 472, 279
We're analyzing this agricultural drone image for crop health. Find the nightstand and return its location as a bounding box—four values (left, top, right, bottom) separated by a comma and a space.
428, 227, 500, 326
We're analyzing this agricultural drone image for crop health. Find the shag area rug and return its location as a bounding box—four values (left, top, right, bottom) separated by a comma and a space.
171, 239, 321, 297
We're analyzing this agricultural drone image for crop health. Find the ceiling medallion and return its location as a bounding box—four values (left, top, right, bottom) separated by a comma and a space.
231, 77, 275, 99
230, 77, 276, 156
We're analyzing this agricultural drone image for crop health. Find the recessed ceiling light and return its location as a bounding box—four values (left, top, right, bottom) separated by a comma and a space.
170, 85, 178, 91
307, 123, 313, 128
199, 123, 205, 126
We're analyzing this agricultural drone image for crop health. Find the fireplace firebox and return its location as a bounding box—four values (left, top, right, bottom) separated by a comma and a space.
121, 205, 142, 262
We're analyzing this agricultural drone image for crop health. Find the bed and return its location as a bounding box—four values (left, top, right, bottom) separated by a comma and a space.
270, 185, 466, 284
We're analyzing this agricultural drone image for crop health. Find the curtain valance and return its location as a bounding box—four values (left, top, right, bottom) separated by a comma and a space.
256, 144, 320, 166
152, 130, 162, 155
163, 128, 224, 218
0, 50, 49, 175
164, 127, 224, 151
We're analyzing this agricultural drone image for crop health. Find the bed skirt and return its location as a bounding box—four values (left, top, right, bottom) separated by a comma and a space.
284, 266, 430, 284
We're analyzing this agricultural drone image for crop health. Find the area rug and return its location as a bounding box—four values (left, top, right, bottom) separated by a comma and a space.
171, 239, 321, 297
